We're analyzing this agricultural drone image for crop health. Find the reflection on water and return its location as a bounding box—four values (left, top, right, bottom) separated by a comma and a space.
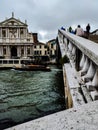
0, 65, 65, 129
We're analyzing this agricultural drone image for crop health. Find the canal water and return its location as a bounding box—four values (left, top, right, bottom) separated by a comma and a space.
0, 65, 65, 129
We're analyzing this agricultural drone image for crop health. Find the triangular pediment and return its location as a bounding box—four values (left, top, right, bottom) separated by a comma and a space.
0, 17, 27, 27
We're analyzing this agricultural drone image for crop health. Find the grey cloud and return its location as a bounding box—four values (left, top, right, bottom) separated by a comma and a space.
0, 0, 98, 42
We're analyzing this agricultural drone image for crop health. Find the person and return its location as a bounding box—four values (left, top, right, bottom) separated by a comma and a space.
75, 25, 84, 37
69, 26, 72, 33
61, 26, 65, 31
86, 24, 90, 38
86, 24, 90, 33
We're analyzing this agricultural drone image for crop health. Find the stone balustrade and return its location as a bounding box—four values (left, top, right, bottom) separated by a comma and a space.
58, 29, 98, 104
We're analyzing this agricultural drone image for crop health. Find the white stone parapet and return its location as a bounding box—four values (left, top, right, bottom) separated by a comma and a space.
58, 30, 98, 101
5, 101, 98, 130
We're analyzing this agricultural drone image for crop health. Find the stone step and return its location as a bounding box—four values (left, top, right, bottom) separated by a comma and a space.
90, 90, 98, 100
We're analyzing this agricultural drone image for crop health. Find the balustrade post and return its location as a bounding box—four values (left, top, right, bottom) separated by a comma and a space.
90, 69, 98, 100
80, 56, 90, 76
79, 54, 86, 70
75, 48, 81, 71
82, 61, 96, 82
68, 42, 73, 52
92, 69, 98, 87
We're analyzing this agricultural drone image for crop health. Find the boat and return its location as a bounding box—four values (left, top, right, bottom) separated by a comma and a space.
12, 64, 51, 71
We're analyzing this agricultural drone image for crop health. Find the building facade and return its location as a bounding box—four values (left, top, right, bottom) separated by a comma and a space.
47, 39, 56, 61
0, 13, 47, 60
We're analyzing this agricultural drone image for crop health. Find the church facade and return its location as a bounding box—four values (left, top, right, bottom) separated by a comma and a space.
0, 13, 47, 60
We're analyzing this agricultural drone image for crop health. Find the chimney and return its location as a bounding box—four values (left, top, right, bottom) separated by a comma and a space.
32, 33, 38, 43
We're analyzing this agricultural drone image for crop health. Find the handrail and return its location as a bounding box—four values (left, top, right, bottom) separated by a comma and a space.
58, 29, 98, 66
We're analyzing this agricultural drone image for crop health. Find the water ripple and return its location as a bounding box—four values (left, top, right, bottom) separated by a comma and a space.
0, 65, 65, 129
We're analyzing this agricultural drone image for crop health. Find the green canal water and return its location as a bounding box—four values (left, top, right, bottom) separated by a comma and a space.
0, 65, 65, 129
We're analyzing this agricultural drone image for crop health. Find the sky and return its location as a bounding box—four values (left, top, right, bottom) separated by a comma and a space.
0, 0, 98, 43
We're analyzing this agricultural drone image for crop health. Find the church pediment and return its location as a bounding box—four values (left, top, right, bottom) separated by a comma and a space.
0, 17, 27, 27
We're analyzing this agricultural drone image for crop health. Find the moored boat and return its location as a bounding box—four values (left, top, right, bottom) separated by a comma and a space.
13, 64, 51, 71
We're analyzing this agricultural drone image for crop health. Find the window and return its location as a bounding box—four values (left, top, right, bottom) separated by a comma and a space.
20, 28, 24, 34
45, 51, 47, 55
27, 47, 30, 55
2, 30, 6, 37
51, 44, 53, 48
21, 47, 24, 55
44, 45, 47, 48
34, 45, 36, 48
40, 51, 41, 55
27, 39, 30, 41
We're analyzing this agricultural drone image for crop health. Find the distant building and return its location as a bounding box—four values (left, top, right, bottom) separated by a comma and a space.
47, 39, 56, 62
91, 29, 98, 35
89, 29, 98, 43
0, 13, 48, 61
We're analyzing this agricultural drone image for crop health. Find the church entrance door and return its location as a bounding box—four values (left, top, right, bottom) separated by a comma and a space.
11, 46, 17, 58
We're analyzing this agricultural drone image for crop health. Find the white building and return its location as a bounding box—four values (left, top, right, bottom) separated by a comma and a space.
0, 13, 47, 61
47, 39, 56, 60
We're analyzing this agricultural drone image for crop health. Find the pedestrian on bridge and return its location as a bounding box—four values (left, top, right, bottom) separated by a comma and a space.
86, 23, 90, 38
75, 25, 84, 37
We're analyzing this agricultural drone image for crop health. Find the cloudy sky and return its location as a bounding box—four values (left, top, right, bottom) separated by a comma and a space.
0, 0, 98, 42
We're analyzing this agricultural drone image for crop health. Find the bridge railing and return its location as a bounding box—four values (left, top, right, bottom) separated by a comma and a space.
58, 29, 98, 102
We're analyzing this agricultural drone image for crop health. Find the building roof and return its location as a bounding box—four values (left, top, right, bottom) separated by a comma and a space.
91, 29, 98, 35
33, 42, 46, 46
0, 14, 27, 27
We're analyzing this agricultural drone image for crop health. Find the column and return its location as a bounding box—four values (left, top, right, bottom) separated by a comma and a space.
24, 46, 26, 57
18, 28, 20, 38
1, 28, 2, 38
17, 46, 21, 57
30, 45, 33, 56
6, 28, 7, 38
0, 28, 1, 37
5, 46, 9, 58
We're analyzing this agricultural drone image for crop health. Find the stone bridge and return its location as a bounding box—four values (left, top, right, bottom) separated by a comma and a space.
57, 29, 98, 108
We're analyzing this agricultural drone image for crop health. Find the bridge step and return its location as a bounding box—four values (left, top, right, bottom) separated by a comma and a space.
90, 90, 98, 100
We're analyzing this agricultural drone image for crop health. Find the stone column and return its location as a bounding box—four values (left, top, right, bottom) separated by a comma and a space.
1, 28, 2, 38
16, 29, 18, 38
8, 28, 9, 38
0, 28, 1, 38
18, 28, 20, 38
0, 46, 3, 56
6, 46, 10, 58
17, 46, 21, 57
25, 29, 27, 38
24, 46, 26, 57
6, 28, 8, 38
30, 45, 33, 56
25, 46, 27, 57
